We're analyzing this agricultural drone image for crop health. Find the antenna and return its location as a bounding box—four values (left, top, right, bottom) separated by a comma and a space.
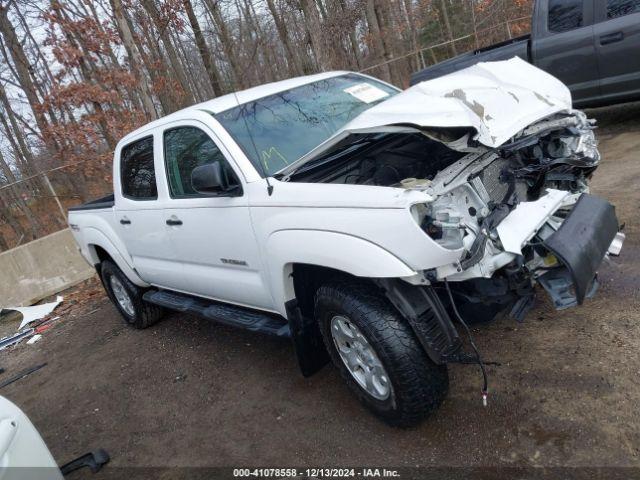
232, 90, 274, 196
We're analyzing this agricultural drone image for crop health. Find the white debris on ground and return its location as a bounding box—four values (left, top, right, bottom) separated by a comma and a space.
0, 296, 64, 331
0, 296, 64, 350
26, 335, 43, 345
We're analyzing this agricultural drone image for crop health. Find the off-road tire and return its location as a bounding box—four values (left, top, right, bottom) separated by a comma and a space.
100, 260, 164, 329
315, 280, 449, 427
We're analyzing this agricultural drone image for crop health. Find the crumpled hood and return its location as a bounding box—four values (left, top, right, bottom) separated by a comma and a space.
348, 57, 572, 147
281, 58, 572, 177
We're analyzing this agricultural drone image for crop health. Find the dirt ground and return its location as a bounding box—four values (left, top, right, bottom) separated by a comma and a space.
1, 102, 639, 478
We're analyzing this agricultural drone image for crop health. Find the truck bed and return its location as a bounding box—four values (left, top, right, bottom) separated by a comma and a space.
68, 193, 115, 212
411, 35, 530, 86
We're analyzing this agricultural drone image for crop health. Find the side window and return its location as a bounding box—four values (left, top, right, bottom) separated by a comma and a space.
548, 0, 584, 33
607, 0, 640, 18
163, 126, 240, 198
120, 136, 157, 200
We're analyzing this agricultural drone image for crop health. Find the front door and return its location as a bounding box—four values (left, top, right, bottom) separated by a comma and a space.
159, 122, 274, 311
115, 134, 182, 290
594, 0, 640, 101
533, 0, 600, 105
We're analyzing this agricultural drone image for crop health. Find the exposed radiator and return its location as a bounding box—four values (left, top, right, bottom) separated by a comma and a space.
472, 158, 527, 205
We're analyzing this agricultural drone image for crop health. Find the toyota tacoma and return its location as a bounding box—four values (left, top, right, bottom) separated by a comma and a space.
69, 58, 624, 426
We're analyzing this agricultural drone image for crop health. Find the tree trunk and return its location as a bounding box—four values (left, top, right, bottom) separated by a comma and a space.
84, 0, 122, 67
364, 0, 393, 83
0, 193, 26, 247
266, 0, 304, 76
439, 0, 458, 56
0, 4, 58, 157
336, 0, 362, 69
50, 2, 117, 151
171, 27, 208, 101
14, 7, 57, 89
0, 83, 36, 173
299, 0, 330, 71
0, 110, 39, 195
241, 0, 277, 83
0, 151, 40, 240
140, 0, 194, 107
402, 0, 420, 71
0, 227, 8, 251
373, 0, 403, 86
110, 0, 158, 120
204, 0, 244, 89
183, 0, 223, 97
131, 11, 176, 114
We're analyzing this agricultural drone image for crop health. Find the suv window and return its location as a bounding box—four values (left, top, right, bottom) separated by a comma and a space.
607, 0, 640, 18
548, 0, 583, 32
164, 126, 239, 198
120, 136, 157, 200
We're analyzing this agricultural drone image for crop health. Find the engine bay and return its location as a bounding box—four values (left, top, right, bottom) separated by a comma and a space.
287, 111, 598, 199
285, 131, 468, 187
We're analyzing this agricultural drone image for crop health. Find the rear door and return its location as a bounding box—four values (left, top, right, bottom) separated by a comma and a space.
532, 0, 601, 105
115, 133, 183, 289
159, 120, 275, 311
593, 0, 640, 102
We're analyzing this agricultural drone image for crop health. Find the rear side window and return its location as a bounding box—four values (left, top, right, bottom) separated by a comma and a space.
120, 136, 157, 200
607, 0, 640, 18
548, 0, 583, 32
163, 126, 239, 198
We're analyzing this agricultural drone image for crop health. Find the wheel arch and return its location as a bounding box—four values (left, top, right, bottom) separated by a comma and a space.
266, 229, 418, 316
83, 228, 149, 288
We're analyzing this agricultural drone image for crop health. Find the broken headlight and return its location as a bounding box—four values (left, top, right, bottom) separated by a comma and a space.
415, 193, 475, 250
547, 127, 600, 164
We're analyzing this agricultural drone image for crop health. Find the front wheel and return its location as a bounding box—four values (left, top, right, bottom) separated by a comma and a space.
315, 280, 449, 427
100, 260, 164, 329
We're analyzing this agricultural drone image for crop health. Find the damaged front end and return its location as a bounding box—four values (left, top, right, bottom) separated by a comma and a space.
285, 109, 623, 322
414, 110, 623, 321
280, 59, 623, 322
277, 60, 625, 399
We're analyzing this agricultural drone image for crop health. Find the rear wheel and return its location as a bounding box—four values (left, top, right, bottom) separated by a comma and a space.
100, 260, 164, 329
315, 280, 449, 427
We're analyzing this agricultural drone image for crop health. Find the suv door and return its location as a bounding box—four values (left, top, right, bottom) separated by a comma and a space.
532, 0, 600, 105
593, 0, 640, 102
160, 122, 274, 311
115, 134, 183, 289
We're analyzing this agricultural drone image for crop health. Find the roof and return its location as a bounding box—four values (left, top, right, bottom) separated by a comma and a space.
122, 71, 351, 143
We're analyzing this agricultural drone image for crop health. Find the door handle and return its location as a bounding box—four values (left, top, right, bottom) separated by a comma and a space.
166, 218, 183, 226
600, 31, 624, 45
120, 218, 131, 225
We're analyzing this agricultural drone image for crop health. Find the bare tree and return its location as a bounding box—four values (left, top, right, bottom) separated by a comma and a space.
184, 0, 224, 96
0, 3, 57, 155
204, 0, 244, 88
140, 0, 194, 107
110, 0, 158, 120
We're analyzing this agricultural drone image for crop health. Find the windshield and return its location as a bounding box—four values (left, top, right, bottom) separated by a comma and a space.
215, 74, 399, 177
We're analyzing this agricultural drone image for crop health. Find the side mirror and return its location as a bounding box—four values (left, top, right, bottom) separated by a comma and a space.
191, 162, 228, 195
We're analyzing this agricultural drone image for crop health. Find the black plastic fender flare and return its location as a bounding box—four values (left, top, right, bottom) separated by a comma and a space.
374, 279, 462, 365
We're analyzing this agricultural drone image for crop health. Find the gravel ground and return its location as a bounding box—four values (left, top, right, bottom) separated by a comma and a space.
0, 102, 639, 478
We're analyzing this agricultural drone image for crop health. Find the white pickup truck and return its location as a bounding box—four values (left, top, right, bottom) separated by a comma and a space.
69, 58, 624, 426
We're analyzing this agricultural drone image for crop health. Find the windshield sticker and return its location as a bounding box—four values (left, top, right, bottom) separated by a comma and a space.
343, 83, 390, 104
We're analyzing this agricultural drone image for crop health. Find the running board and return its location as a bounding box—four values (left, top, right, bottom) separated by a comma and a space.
142, 290, 290, 338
